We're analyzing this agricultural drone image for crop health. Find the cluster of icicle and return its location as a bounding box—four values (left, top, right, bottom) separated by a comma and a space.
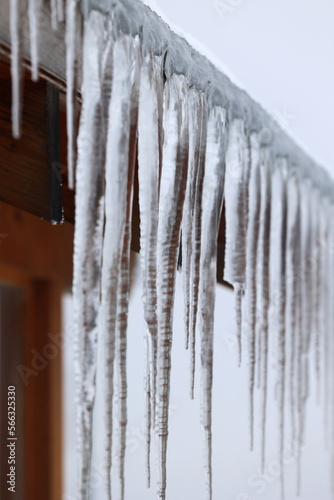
8, 0, 334, 499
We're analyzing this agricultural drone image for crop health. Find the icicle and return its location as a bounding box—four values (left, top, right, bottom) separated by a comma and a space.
224, 119, 249, 366
318, 200, 329, 425
182, 90, 202, 349
312, 191, 322, 404
224, 118, 251, 454
322, 199, 333, 446
244, 133, 261, 445
155, 74, 189, 500
137, 54, 163, 486
234, 283, 243, 364
145, 332, 152, 488
256, 147, 271, 470
181, 90, 207, 399
28, 0, 40, 80
285, 174, 300, 455
115, 92, 139, 500
100, 33, 139, 499
10, 0, 26, 138
296, 180, 313, 493
268, 159, 287, 497
199, 105, 226, 500
66, 0, 81, 189
72, 11, 106, 499
301, 182, 314, 356
189, 99, 207, 400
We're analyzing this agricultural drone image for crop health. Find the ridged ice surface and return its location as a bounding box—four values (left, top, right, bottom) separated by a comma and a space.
137, 53, 163, 487
72, 11, 106, 499
198, 105, 226, 499
155, 74, 189, 500
5, 0, 334, 499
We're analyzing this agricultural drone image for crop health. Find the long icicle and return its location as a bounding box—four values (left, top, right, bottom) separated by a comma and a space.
296, 180, 313, 494
257, 147, 272, 471
199, 105, 226, 500
223, 119, 249, 368
312, 191, 322, 404
318, 200, 329, 421
182, 90, 202, 350
321, 201, 330, 443
137, 53, 163, 487
115, 85, 139, 500
72, 11, 106, 500
322, 199, 333, 448
285, 174, 300, 455
100, 34, 139, 500
181, 90, 207, 399
156, 74, 189, 500
224, 119, 251, 454
244, 133, 261, 437
269, 160, 287, 498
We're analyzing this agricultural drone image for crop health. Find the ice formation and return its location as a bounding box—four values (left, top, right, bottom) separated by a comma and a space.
5, 0, 334, 498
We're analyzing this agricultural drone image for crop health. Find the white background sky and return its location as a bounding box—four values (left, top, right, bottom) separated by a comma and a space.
144, 0, 334, 177
64, 2, 334, 500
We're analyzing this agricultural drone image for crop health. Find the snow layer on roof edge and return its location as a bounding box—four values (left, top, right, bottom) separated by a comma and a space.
84, 0, 333, 200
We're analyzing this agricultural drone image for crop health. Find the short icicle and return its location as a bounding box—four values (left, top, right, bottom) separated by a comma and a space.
199, 105, 226, 500
9, 0, 26, 138
65, 0, 81, 189
28, 0, 40, 80
156, 74, 189, 500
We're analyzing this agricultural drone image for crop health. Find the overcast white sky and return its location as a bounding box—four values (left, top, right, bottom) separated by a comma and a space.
64, 2, 334, 500
144, 0, 334, 177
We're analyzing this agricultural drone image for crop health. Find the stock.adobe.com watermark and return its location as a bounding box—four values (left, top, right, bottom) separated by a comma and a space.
234, 441, 305, 500
6, 386, 17, 493
17, 328, 73, 386
213, 0, 245, 22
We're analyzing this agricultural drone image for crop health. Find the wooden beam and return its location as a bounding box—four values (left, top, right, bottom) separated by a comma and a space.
0, 201, 73, 288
